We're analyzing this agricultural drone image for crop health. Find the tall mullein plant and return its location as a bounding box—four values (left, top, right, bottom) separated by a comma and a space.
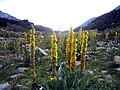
66, 27, 77, 71
30, 26, 36, 83
23, 32, 27, 48
38, 32, 43, 48
51, 32, 58, 81
80, 31, 88, 71
77, 28, 84, 52
17, 38, 21, 58
66, 30, 71, 69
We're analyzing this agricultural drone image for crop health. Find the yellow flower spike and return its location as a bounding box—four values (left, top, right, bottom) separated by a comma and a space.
78, 27, 84, 45
66, 26, 77, 71
30, 26, 36, 83
80, 31, 88, 71
51, 32, 58, 80
16, 38, 21, 57
38, 32, 43, 47
105, 32, 109, 40
23, 32, 27, 48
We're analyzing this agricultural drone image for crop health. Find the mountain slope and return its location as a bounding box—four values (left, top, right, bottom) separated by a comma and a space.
80, 17, 97, 27
0, 11, 53, 32
113, 5, 120, 11
74, 5, 120, 32
0, 11, 19, 21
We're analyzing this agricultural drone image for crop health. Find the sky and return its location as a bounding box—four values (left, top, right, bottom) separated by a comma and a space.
0, 0, 120, 31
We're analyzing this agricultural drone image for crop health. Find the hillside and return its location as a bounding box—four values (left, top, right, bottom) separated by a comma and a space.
80, 17, 97, 27
0, 11, 53, 32
74, 5, 120, 32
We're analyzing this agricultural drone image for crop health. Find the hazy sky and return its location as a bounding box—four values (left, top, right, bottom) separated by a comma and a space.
0, 0, 120, 31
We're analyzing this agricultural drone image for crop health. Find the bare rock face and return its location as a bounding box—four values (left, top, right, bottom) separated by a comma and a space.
0, 82, 10, 90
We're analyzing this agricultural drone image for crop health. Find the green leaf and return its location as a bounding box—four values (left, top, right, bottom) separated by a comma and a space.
79, 77, 89, 90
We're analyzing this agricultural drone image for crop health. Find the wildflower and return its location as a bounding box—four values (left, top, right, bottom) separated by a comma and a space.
51, 32, 58, 80
66, 26, 77, 71
30, 25, 36, 83
23, 32, 27, 48
77, 28, 84, 45
105, 32, 109, 40
38, 32, 43, 47
80, 31, 88, 70
17, 38, 21, 57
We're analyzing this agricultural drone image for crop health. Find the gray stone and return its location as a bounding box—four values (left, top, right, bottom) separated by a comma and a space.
114, 56, 120, 64
39, 48, 48, 56
0, 82, 10, 90
15, 67, 29, 73
76, 61, 80, 66
107, 47, 118, 52
96, 47, 105, 50
86, 55, 91, 60
116, 67, 120, 71
9, 74, 24, 80
0, 64, 2, 68
98, 78, 104, 82
97, 41, 106, 47
44, 49, 49, 52
101, 70, 107, 74
88, 70, 94, 75
105, 74, 113, 84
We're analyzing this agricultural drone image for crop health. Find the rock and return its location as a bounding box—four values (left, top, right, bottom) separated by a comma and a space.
98, 78, 104, 82
116, 67, 120, 71
97, 41, 106, 47
39, 48, 48, 56
96, 47, 105, 50
114, 56, 120, 64
107, 47, 118, 52
86, 55, 91, 60
15, 67, 29, 73
35, 47, 48, 56
105, 74, 113, 84
44, 49, 49, 52
76, 61, 80, 66
9, 74, 24, 80
0, 64, 2, 68
0, 82, 10, 90
101, 70, 107, 74
88, 70, 94, 75
11, 64, 14, 66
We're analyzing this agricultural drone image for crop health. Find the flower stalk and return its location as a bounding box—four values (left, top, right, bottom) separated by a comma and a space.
51, 32, 58, 80
80, 31, 88, 71
30, 25, 36, 83
66, 26, 77, 71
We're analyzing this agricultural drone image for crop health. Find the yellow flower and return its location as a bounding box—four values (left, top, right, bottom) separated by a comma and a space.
51, 32, 58, 80
80, 31, 88, 70
66, 26, 77, 71
30, 26, 36, 83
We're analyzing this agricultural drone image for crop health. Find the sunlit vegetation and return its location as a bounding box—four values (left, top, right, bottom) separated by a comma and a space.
0, 26, 120, 90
